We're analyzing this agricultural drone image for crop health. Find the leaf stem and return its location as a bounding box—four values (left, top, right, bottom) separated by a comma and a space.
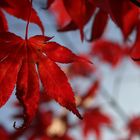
25, 0, 33, 40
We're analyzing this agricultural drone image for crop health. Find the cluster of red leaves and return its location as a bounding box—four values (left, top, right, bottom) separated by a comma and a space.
48, 0, 140, 41
47, 0, 140, 69
7, 83, 110, 140
48, 0, 95, 40
0, 0, 140, 140
0, 109, 74, 140
23, 108, 111, 140
0, 0, 44, 33
0, 0, 110, 131
21, 110, 74, 140
91, 40, 128, 67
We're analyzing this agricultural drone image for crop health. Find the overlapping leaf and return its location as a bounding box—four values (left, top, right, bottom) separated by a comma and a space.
62, 0, 86, 40
88, 9, 108, 41
49, 0, 71, 28
93, 0, 139, 39
68, 55, 95, 77
127, 116, 140, 139
82, 107, 112, 140
49, 0, 95, 40
0, 0, 44, 34
47, 0, 140, 41
91, 40, 124, 67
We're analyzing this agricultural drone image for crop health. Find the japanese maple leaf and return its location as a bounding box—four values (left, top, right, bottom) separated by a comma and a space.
63, 0, 95, 39
61, 0, 86, 40
0, 32, 82, 128
49, 0, 72, 28
40, 89, 52, 103
91, 40, 124, 67
48, 0, 95, 40
68, 55, 95, 78
82, 107, 112, 140
48, 0, 78, 32
127, 116, 140, 139
0, 0, 44, 34
88, 9, 108, 41
93, 0, 139, 39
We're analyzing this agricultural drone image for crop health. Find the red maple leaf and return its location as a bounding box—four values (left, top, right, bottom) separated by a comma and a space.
47, 0, 78, 32
0, 0, 44, 33
82, 107, 112, 140
93, 0, 139, 40
88, 9, 108, 41
127, 116, 140, 139
47, 0, 140, 41
49, 0, 71, 28
0, 31, 82, 129
62, 0, 87, 40
68, 55, 95, 78
91, 40, 124, 67
48, 0, 95, 40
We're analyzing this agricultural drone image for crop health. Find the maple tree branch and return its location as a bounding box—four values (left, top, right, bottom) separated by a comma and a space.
113, 62, 127, 99
101, 86, 128, 122
25, 0, 33, 40
130, 0, 140, 7
112, 75, 123, 99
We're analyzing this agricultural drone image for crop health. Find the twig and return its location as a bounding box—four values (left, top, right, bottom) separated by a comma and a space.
101, 86, 128, 122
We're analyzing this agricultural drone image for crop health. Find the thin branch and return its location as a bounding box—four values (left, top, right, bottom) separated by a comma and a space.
101, 86, 128, 122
